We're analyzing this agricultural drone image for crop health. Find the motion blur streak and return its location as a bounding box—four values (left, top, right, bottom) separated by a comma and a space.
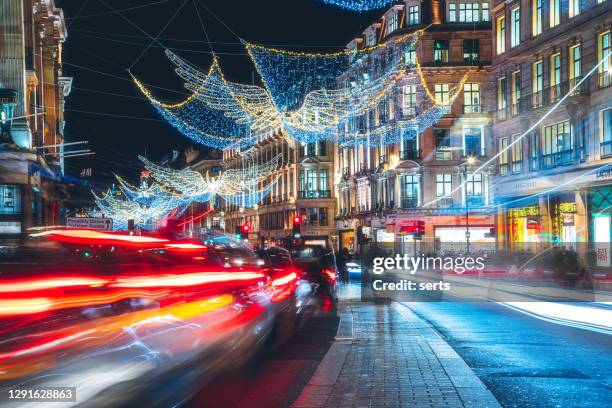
0, 294, 234, 379
164, 243, 209, 250
30, 229, 170, 245
500, 302, 612, 335
0, 289, 171, 317
271, 272, 297, 287
0, 277, 109, 293
110, 272, 265, 288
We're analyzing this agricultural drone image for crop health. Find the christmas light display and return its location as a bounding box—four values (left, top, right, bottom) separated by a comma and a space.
317, 0, 397, 12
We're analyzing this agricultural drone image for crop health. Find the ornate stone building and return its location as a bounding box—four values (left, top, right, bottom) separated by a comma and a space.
491, 0, 612, 267
0, 0, 71, 244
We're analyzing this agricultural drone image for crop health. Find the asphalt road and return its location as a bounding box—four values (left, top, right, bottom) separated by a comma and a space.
405, 301, 612, 408
187, 309, 339, 408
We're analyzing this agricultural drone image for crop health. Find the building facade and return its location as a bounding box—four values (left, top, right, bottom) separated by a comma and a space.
336, 0, 494, 255
0, 0, 71, 244
221, 129, 337, 249
491, 0, 612, 267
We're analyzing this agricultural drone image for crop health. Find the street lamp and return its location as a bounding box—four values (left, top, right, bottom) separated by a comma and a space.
463, 156, 476, 254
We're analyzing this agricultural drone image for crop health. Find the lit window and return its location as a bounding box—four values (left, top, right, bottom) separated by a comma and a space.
463, 83, 481, 113
533, 0, 542, 36
434, 84, 450, 106
435, 129, 451, 160
401, 175, 420, 208
550, 0, 561, 27
569, 0, 580, 17
499, 137, 509, 175
408, 6, 420, 25
511, 7, 520, 48
542, 121, 573, 168
496, 16, 506, 54
598, 31, 611, 88
601, 108, 612, 156
533, 61, 543, 106
550, 53, 562, 101
436, 174, 453, 202
463, 126, 484, 156
449, 3, 457, 22
0, 185, 21, 214
404, 44, 416, 65
482, 2, 490, 21
434, 40, 449, 63
512, 70, 521, 114
386, 12, 398, 34
569, 45, 581, 84
511, 134, 523, 173
498, 76, 507, 112
459, 3, 479, 22
402, 85, 417, 115
465, 173, 484, 205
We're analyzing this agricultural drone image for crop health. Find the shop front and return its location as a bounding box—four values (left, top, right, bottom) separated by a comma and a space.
589, 186, 612, 268
507, 205, 542, 251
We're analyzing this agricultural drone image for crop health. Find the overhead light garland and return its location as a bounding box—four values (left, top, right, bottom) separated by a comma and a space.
317, 0, 397, 12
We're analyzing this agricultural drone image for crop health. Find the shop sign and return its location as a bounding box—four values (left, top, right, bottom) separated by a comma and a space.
558, 202, 577, 214
509, 206, 539, 218
376, 230, 395, 242
596, 168, 612, 179
596, 244, 611, 267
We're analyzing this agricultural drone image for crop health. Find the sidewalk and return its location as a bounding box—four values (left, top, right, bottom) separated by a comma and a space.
291, 284, 500, 408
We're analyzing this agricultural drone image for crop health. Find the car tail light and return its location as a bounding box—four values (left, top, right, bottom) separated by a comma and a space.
323, 268, 336, 283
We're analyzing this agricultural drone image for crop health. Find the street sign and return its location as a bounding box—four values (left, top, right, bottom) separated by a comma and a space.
67, 217, 113, 231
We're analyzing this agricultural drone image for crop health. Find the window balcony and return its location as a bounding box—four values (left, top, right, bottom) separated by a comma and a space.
499, 163, 509, 176
599, 71, 612, 89
511, 160, 522, 174
516, 78, 587, 113
463, 147, 484, 157
540, 149, 576, 169
601, 141, 612, 157
435, 149, 452, 160
400, 150, 420, 160
436, 196, 453, 207
463, 105, 482, 114
298, 190, 331, 199
496, 108, 507, 121
466, 195, 484, 207
401, 198, 419, 208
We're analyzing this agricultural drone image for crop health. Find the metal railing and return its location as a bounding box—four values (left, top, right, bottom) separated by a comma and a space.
466, 195, 484, 206
298, 190, 331, 199
599, 71, 612, 89
601, 140, 612, 157
540, 149, 576, 169
463, 105, 482, 113
436, 196, 453, 207
400, 150, 419, 160
401, 198, 419, 208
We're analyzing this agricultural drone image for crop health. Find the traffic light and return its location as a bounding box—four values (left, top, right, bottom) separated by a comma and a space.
292, 215, 302, 238
235, 224, 249, 240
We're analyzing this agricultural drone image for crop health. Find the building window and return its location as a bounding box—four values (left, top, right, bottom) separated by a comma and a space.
401, 175, 420, 208
408, 6, 420, 25
463, 39, 480, 63
366, 30, 376, 47
463, 126, 484, 156
599, 31, 611, 88
465, 173, 484, 206
531, 0, 542, 37
511, 70, 521, 115
482, 2, 490, 21
530, 132, 539, 170
510, 7, 520, 48
402, 85, 417, 115
435, 128, 451, 160
319, 207, 329, 226
542, 121, 573, 168
436, 174, 453, 206
533, 61, 543, 107
569, 0, 580, 17
569, 44, 581, 86
434, 40, 449, 63
0, 185, 21, 214
511, 134, 523, 173
498, 76, 507, 117
459, 2, 479, 22
499, 137, 509, 175
434, 84, 450, 106
401, 129, 419, 159
601, 108, 612, 157
319, 169, 328, 191
386, 12, 398, 34
449, 3, 457, 22
404, 44, 416, 65
496, 16, 506, 54
463, 83, 481, 113
550, 53, 562, 101
318, 141, 327, 156
550, 0, 561, 27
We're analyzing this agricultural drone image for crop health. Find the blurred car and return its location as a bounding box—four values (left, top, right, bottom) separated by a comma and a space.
290, 245, 338, 307
0, 229, 277, 407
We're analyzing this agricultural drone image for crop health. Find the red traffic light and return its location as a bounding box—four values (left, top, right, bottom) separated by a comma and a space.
242, 224, 250, 232
293, 216, 302, 225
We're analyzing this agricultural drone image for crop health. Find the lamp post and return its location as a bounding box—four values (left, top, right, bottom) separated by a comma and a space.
463, 157, 476, 254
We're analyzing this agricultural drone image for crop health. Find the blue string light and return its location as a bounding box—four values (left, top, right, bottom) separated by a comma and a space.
318, 0, 397, 12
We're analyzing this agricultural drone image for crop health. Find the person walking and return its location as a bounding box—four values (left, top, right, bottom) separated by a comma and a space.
337, 247, 350, 284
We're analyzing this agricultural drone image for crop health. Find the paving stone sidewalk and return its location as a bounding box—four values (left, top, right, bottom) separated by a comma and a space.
291, 292, 500, 408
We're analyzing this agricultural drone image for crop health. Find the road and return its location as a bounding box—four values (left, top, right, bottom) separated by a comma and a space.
187, 310, 339, 408
405, 301, 612, 408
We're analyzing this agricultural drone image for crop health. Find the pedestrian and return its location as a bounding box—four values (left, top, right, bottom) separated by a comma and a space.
337, 247, 350, 284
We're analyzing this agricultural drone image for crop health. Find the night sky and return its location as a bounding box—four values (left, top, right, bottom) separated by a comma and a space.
55, 0, 381, 203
